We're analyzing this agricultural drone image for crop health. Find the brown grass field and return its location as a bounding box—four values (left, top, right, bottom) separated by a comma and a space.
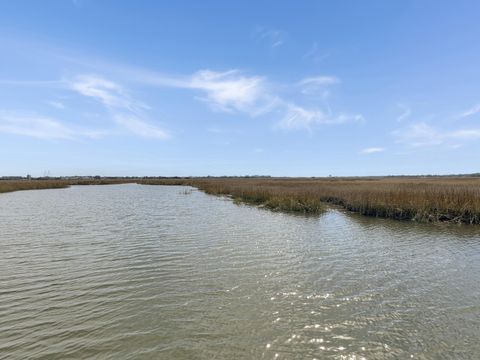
2, 177, 480, 224
0, 179, 125, 194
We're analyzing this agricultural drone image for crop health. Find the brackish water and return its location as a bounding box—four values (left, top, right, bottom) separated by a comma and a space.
0, 184, 479, 359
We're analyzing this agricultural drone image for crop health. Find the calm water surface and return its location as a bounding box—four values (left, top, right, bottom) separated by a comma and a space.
0, 184, 479, 359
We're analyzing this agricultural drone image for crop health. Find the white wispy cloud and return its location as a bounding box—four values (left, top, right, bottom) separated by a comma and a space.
298, 76, 339, 97
142, 68, 361, 130
393, 123, 442, 147
396, 103, 411, 122
207, 127, 243, 135
278, 104, 321, 130
47, 101, 65, 109
188, 70, 270, 114
298, 76, 339, 87
69, 74, 149, 112
6, 69, 361, 136
0, 79, 63, 87
143, 69, 280, 117
2, 36, 362, 136
0, 112, 72, 139
253, 26, 287, 48
278, 103, 363, 130
113, 114, 169, 139
71, 75, 122, 106
302, 42, 330, 63
0, 111, 103, 140
450, 129, 480, 139
394, 122, 480, 147
361, 147, 385, 154
69, 74, 168, 139
458, 103, 480, 118
449, 144, 463, 149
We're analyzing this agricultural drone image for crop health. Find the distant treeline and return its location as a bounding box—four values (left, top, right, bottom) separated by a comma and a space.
2, 173, 480, 181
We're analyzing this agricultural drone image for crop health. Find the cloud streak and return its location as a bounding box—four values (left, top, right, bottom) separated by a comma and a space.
302, 42, 330, 63
113, 114, 168, 139
298, 76, 339, 87
47, 101, 65, 109
253, 26, 287, 49
298, 76, 339, 97
278, 103, 363, 130
69, 74, 149, 112
361, 147, 385, 154
396, 104, 411, 122
188, 70, 270, 114
140, 69, 281, 117
1, 36, 363, 137
0, 111, 104, 140
69, 74, 168, 139
458, 103, 480, 118
140, 69, 361, 131
394, 122, 480, 147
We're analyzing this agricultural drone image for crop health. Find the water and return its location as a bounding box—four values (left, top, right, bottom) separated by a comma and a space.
0, 184, 479, 359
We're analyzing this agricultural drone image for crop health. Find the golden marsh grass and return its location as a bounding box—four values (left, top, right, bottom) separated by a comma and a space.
2, 177, 480, 224
143, 177, 480, 224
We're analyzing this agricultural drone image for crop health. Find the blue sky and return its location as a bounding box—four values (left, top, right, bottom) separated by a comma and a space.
1, 0, 479, 176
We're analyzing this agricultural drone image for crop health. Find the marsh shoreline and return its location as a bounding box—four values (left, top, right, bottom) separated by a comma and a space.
1, 177, 480, 224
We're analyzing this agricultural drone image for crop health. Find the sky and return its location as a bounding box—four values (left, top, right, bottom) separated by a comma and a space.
1, 0, 480, 177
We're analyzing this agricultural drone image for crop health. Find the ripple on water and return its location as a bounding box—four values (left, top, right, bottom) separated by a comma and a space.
0, 184, 479, 359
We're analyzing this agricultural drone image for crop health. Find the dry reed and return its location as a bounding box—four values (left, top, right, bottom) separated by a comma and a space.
2, 177, 480, 224
142, 177, 480, 224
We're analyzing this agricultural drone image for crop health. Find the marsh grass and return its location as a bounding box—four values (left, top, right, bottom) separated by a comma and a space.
178, 188, 193, 195
0, 179, 130, 194
143, 177, 480, 224
0, 180, 70, 193
2, 177, 480, 224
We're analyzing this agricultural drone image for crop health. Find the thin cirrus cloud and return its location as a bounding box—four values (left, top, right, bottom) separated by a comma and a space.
393, 123, 445, 147
393, 122, 480, 147
141, 69, 361, 130
1, 35, 362, 136
0, 75, 166, 140
1, 67, 360, 140
302, 42, 330, 64
69, 74, 149, 112
297, 76, 340, 97
252, 26, 287, 49
47, 100, 65, 109
113, 114, 168, 139
0, 34, 362, 140
298, 76, 339, 87
0, 70, 168, 140
68, 74, 168, 139
396, 103, 411, 122
141, 69, 278, 117
450, 129, 480, 139
184, 71, 360, 130
458, 103, 480, 118
0, 111, 104, 140
278, 103, 363, 130
361, 147, 385, 154
187, 70, 271, 115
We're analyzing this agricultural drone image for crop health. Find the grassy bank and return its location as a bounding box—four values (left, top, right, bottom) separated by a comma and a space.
0, 180, 70, 193
141, 178, 325, 213
142, 177, 480, 224
0, 179, 131, 194
2, 177, 480, 224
